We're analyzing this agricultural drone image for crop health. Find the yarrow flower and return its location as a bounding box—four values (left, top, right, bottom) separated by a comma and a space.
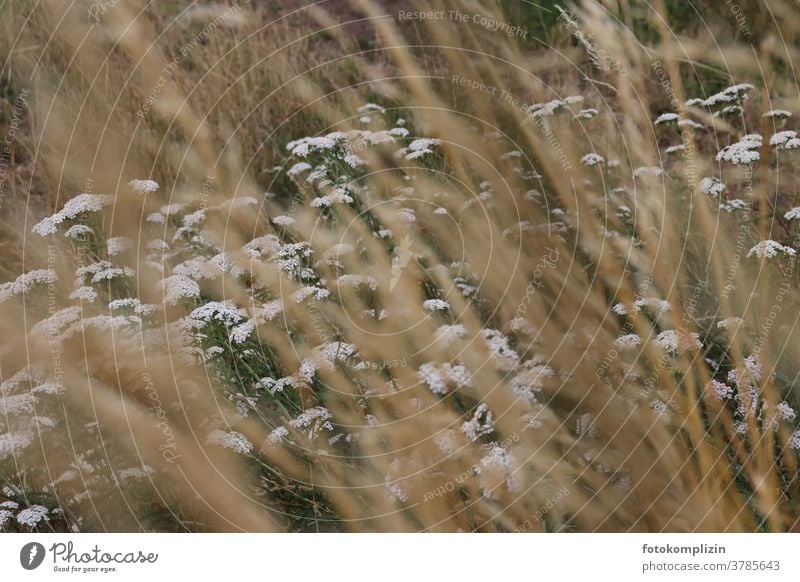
655, 329, 701, 353
106, 237, 132, 256
0, 269, 57, 302
15, 505, 49, 528
581, 153, 604, 166
709, 379, 733, 400
615, 334, 641, 350
654, 112, 679, 124
32, 194, 114, 236
720, 199, 749, 212
747, 240, 796, 259
159, 275, 201, 304
699, 176, 725, 197
206, 430, 253, 454
777, 402, 796, 421
769, 130, 797, 147
418, 362, 472, 395
687, 83, 754, 108
763, 109, 792, 119
272, 215, 295, 226
422, 299, 450, 311
404, 138, 441, 161
784, 207, 800, 220
128, 179, 160, 194
716, 134, 762, 165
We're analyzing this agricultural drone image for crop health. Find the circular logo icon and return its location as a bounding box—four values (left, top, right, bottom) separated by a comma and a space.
20, 542, 46, 570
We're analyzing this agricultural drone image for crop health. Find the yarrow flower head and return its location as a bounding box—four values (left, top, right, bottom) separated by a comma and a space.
0, 269, 57, 302
422, 299, 450, 312
716, 134, 762, 165
709, 379, 733, 400
581, 153, 604, 167
615, 334, 641, 350
15, 505, 49, 528
418, 362, 472, 395
699, 177, 725, 197
763, 109, 792, 119
654, 112, 679, 124
747, 240, 796, 259
206, 430, 253, 454
32, 194, 114, 236
128, 179, 160, 195
655, 329, 701, 353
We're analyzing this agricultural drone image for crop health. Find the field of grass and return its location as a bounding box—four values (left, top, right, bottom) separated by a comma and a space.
1, 0, 800, 532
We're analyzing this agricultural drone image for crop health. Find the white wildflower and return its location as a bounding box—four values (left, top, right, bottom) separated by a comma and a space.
423, 299, 449, 311
699, 176, 725, 197
187, 301, 246, 328
229, 320, 254, 344
417, 362, 472, 395
398, 207, 416, 223
146, 212, 166, 224
0, 269, 57, 302
268, 426, 289, 443
272, 215, 295, 226
581, 153, 604, 166
509, 364, 553, 400
32, 194, 114, 236
789, 430, 800, 450
477, 444, 521, 497
763, 109, 792, 119
615, 334, 641, 350
677, 119, 704, 129
482, 329, 519, 370
777, 402, 796, 421
357, 103, 385, 114
655, 329, 701, 353
159, 275, 200, 304
573, 108, 598, 120
206, 430, 253, 454
461, 404, 494, 441
64, 224, 93, 239
709, 379, 733, 400
128, 179, 160, 194
527, 99, 566, 119
106, 236, 132, 256
770, 130, 797, 147
654, 112, 679, 124
720, 199, 749, 212
288, 162, 312, 177
747, 240, 796, 259
404, 138, 440, 160
69, 286, 97, 303
337, 274, 378, 290
634, 297, 671, 314
716, 134, 762, 165
611, 303, 628, 315
15, 505, 49, 528
0, 431, 33, 459
434, 324, 467, 346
